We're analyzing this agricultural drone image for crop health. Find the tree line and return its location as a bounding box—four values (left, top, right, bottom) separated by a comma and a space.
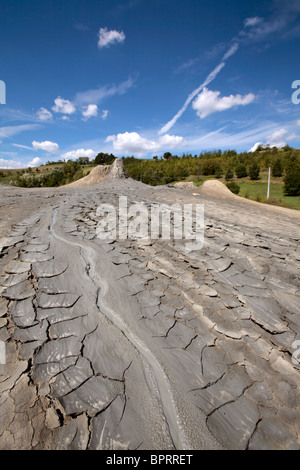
3, 147, 300, 196
122, 146, 300, 196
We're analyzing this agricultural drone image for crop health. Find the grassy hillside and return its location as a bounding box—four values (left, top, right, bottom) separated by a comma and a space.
0, 161, 95, 187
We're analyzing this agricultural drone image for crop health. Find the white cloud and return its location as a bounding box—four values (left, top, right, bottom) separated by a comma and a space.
0, 158, 24, 169
101, 109, 109, 120
297, 120, 300, 126
158, 134, 185, 149
98, 27, 125, 48
106, 132, 157, 156
36, 107, 53, 121
32, 140, 59, 153
61, 148, 97, 160
106, 132, 185, 157
248, 129, 288, 152
52, 97, 76, 115
160, 4, 300, 136
159, 62, 226, 135
192, 87, 255, 119
248, 142, 264, 152
266, 128, 288, 148
82, 104, 98, 120
27, 157, 42, 167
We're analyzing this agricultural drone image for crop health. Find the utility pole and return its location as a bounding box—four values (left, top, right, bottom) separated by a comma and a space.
267, 167, 271, 199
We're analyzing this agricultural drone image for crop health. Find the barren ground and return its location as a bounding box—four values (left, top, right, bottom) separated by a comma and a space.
0, 174, 299, 450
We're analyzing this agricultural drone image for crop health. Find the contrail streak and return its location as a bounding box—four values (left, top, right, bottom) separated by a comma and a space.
159, 43, 239, 135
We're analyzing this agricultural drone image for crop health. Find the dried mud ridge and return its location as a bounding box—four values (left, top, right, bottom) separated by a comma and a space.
0, 177, 300, 450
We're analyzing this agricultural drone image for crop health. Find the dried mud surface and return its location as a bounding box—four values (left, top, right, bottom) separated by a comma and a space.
0, 177, 299, 450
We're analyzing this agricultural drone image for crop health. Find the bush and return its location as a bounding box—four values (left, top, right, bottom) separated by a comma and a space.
226, 182, 240, 194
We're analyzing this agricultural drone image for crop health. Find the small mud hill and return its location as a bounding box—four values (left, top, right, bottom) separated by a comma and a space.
65, 158, 128, 188
199, 179, 236, 199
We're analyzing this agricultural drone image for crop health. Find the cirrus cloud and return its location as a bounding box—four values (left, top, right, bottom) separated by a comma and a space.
244, 17, 263, 28
192, 87, 255, 119
75, 77, 135, 106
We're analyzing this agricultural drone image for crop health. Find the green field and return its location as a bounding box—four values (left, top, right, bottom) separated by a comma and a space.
172, 173, 300, 211
237, 181, 300, 210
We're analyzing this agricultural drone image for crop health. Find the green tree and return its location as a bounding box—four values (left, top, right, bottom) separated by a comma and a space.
235, 164, 248, 178
94, 153, 116, 165
215, 165, 223, 179
63, 160, 80, 181
249, 163, 260, 180
163, 152, 172, 160
272, 158, 283, 177
225, 168, 234, 181
284, 161, 300, 196
77, 156, 89, 165
202, 160, 217, 175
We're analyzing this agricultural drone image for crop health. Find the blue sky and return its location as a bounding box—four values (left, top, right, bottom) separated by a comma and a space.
0, 0, 300, 168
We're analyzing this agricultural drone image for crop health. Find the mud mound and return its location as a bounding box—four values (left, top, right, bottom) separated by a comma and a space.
195, 179, 300, 218
199, 179, 236, 199
106, 157, 128, 180
65, 158, 128, 188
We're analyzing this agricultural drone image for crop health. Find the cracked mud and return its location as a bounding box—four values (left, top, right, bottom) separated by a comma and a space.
0, 176, 299, 450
